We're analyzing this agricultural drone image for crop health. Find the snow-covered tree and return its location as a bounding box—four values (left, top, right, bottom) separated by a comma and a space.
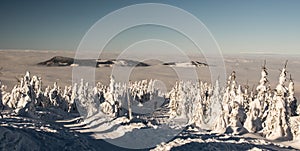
263, 61, 292, 140
287, 74, 297, 116
206, 80, 222, 128
245, 62, 269, 132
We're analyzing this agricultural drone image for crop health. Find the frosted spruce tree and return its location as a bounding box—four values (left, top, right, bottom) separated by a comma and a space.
168, 82, 180, 118
0, 84, 10, 109
225, 71, 247, 134
12, 71, 36, 116
213, 71, 245, 134
206, 80, 222, 128
245, 62, 270, 132
211, 73, 230, 133
49, 82, 60, 107
222, 71, 237, 126
264, 61, 292, 140
75, 79, 98, 118
287, 74, 297, 116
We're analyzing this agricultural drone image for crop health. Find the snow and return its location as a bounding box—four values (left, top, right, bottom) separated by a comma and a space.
1, 61, 300, 150
151, 130, 294, 151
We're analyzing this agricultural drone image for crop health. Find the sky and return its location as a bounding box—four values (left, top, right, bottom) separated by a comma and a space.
0, 0, 299, 54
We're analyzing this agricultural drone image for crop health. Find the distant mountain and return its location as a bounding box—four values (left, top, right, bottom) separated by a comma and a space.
163, 61, 208, 67
38, 56, 150, 67
38, 56, 208, 68
38, 56, 74, 66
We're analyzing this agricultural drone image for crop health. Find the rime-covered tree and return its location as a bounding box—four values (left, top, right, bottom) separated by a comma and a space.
264, 61, 292, 140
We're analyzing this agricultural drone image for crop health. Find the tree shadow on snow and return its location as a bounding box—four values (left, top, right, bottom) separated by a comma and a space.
171, 141, 294, 151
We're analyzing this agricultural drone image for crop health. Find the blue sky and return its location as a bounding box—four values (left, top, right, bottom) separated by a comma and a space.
0, 0, 299, 54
